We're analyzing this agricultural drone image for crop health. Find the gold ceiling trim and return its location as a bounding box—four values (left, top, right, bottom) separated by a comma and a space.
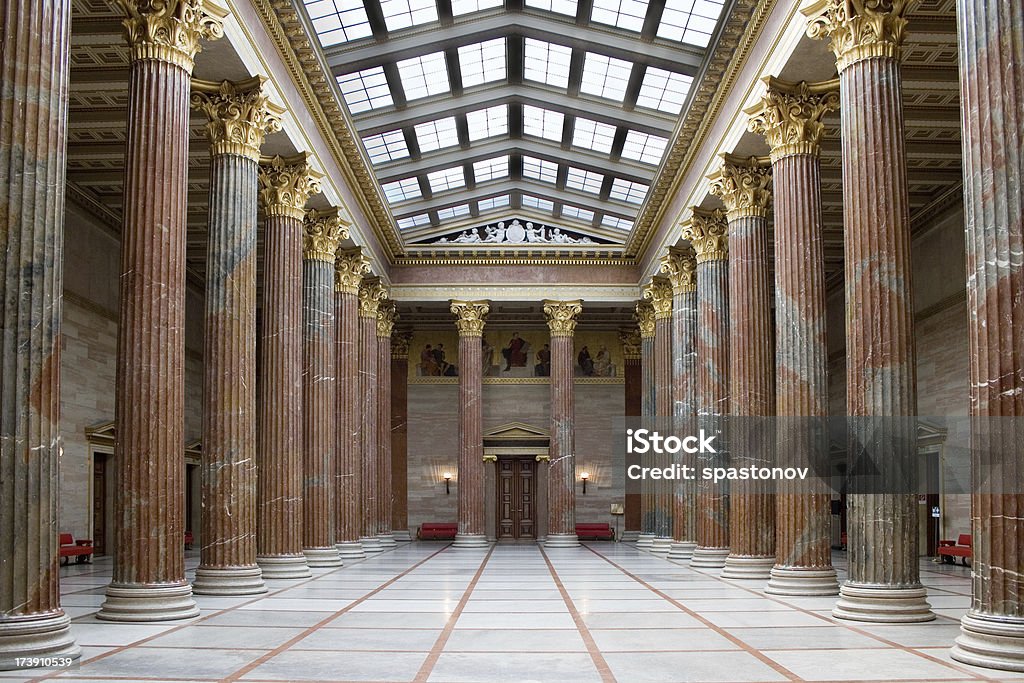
396, 256, 637, 266
409, 377, 625, 385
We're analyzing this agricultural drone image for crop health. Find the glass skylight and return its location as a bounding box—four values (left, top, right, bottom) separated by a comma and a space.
427, 166, 467, 193
414, 117, 459, 152
565, 167, 604, 194
362, 130, 410, 164
609, 177, 648, 203
459, 39, 507, 88
524, 0, 578, 16
522, 106, 564, 141
380, 0, 438, 31
636, 67, 693, 114
478, 195, 511, 211
658, 0, 723, 47
621, 130, 668, 164
572, 117, 617, 154
602, 214, 633, 230
522, 195, 555, 212
397, 52, 450, 101
397, 213, 431, 229
451, 0, 503, 15
437, 204, 471, 220
523, 38, 572, 89
521, 156, 559, 184
472, 156, 509, 183
305, 0, 372, 47
579, 53, 634, 102
591, 0, 649, 33
561, 204, 595, 222
382, 177, 422, 203
466, 105, 508, 141
338, 66, 393, 114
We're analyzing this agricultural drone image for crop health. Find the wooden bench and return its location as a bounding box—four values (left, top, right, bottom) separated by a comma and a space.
417, 523, 458, 540
576, 523, 615, 541
59, 533, 93, 565
938, 534, 972, 565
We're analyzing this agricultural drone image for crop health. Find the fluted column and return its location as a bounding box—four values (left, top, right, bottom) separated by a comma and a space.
620, 328, 643, 540
643, 279, 674, 553
376, 301, 398, 547
0, 0, 80, 667
950, 0, 1024, 671
450, 300, 490, 548
662, 250, 698, 561
391, 330, 412, 541
709, 154, 776, 580
190, 77, 281, 595
684, 208, 730, 568
301, 209, 346, 567
747, 77, 841, 595
359, 280, 386, 553
255, 153, 322, 580
334, 249, 369, 559
544, 300, 583, 548
805, 0, 932, 622
635, 301, 657, 549
99, 0, 225, 622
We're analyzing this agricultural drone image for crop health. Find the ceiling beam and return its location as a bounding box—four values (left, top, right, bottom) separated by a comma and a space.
391, 178, 638, 215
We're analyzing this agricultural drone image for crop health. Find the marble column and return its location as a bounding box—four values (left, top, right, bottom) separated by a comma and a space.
391, 330, 412, 541
359, 280, 386, 553
544, 300, 584, 548
747, 76, 841, 595
950, 0, 1024, 670
635, 301, 657, 549
376, 301, 398, 547
619, 328, 643, 541
643, 279, 675, 553
683, 208, 731, 568
254, 153, 322, 580
99, 0, 225, 622
709, 154, 776, 580
805, 0, 933, 622
450, 300, 490, 548
301, 208, 346, 567
661, 250, 699, 561
334, 249, 369, 560
190, 77, 281, 595
0, 0, 80, 667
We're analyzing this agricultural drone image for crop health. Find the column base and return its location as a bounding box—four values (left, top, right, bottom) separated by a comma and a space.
377, 532, 397, 548
690, 547, 729, 568
452, 533, 489, 548
303, 547, 343, 568
722, 555, 774, 580
650, 537, 673, 554
544, 534, 581, 548
393, 529, 413, 542
192, 566, 268, 596
336, 541, 366, 560
256, 554, 312, 580
636, 533, 655, 549
360, 536, 383, 553
952, 612, 1024, 673
0, 612, 81, 671
667, 541, 697, 561
619, 530, 640, 543
97, 582, 200, 622
832, 583, 934, 623
766, 566, 839, 596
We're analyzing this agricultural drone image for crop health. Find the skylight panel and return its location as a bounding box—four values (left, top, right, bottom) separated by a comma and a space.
522, 106, 565, 141
305, 0, 372, 47
362, 130, 409, 164
414, 117, 459, 152
636, 67, 693, 114
437, 204, 471, 220
621, 130, 668, 164
458, 38, 506, 88
427, 166, 466, 193
522, 195, 555, 212
466, 105, 508, 141
472, 156, 509, 183
523, 38, 572, 89
451, 0, 503, 15
397, 52, 450, 101
602, 214, 633, 230
382, 177, 422, 203
337, 66, 393, 114
380, 0, 438, 31
565, 167, 604, 194
657, 0, 723, 47
609, 178, 648, 203
521, 156, 559, 184
478, 195, 511, 211
397, 213, 431, 229
524, 0, 578, 16
572, 117, 617, 154
580, 53, 634, 102
561, 205, 595, 222
590, 0, 649, 33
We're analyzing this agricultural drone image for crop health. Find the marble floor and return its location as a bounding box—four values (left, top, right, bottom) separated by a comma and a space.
4, 543, 1021, 683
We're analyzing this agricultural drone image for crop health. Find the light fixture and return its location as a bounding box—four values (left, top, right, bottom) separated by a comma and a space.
580, 471, 590, 494
443, 471, 452, 495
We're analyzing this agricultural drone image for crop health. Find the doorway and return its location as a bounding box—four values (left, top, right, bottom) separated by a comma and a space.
496, 457, 536, 540
92, 453, 110, 556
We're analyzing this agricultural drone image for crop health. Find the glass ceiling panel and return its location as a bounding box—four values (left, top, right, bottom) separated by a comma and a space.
609, 177, 648, 203
397, 213, 431, 229
579, 53, 633, 102
657, 0, 724, 47
466, 105, 508, 141
438, 204, 471, 220
523, 0, 579, 16
380, 0, 438, 31
565, 167, 604, 194
636, 66, 692, 113
414, 116, 459, 152
451, 0, 503, 15
363, 130, 410, 164
305, 0, 373, 47
382, 177, 423, 202
601, 214, 634, 230
397, 52, 450, 101
561, 204, 595, 222
478, 194, 511, 211
523, 38, 572, 90
522, 105, 564, 141
472, 156, 510, 182
522, 195, 555, 212
458, 38, 507, 88
590, 0, 650, 33
522, 156, 559, 184
337, 66, 393, 114
427, 166, 467, 193
621, 130, 668, 164
572, 117, 617, 154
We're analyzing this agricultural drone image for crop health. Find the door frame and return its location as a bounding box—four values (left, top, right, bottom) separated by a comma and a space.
481, 422, 550, 543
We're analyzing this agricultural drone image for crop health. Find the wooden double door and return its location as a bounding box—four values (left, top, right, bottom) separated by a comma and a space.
496, 457, 536, 540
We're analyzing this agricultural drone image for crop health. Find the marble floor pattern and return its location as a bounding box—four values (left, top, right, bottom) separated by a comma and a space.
5, 543, 1021, 683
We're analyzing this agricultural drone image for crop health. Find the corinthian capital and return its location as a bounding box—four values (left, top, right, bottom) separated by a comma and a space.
391, 329, 413, 359
745, 77, 841, 161
618, 328, 642, 360
450, 300, 490, 337
191, 77, 284, 161
303, 208, 349, 262
642, 279, 674, 320
708, 154, 773, 221
376, 300, 398, 338
259, 153, 323, 220
634, 300, 656, 339
681, 207, 729, 263
660, 249, 697, 294
358, 279, 386, 319
115, 0, 227, 73
543, 300, 583, 337
335, 248, 371, 295
803, 0, 913, 72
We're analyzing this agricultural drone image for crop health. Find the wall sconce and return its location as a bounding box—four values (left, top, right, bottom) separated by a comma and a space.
443, 471, 452, 495
580, 471, 590, 494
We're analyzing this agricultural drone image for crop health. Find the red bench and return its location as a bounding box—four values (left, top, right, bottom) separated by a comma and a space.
576, 523, 615, 541
938, 534, 972, 565
184, 531, 194, 550
418, 523, 457, 540
59, 533, 93, 565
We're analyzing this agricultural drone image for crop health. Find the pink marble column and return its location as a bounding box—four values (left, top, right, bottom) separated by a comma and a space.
0, 0, 80, 667
376, 301, 398, 547
643, 279, 675, 553
806, 0, 933, 622
950, 0, 1024, 670
747, 76, 841, 596
544, 300, 584, 548
99, 0, 225, 621
619, 329, 643, 540
391, 331, 413, 541
450, 301, 490, 548
358, 279, 385, 553
635, 301, 657, 549
190, 77, 281, 595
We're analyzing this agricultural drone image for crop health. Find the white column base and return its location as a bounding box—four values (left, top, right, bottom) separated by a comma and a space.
667, 541, 696, 561
452, 533, 489, 548
636, 533, 655, 549
336, 542, 366, 560
97, 582, 200, 622
303, 547, 343, 567
0, 612, 80, 671
832, 583, 934, 623
393, 529, 413, 542
192, 566, 267, 595
544, 534, 581, 548
721, 556, 774, 580
256, 554, 312, 580
619, 530, 640, 543
650, 536, 673, 554
690, 547, 729, 568
360, 536, 383, 553
377, 532, 397, 548
766, 566, 839, 596
951, 612, 1024, 673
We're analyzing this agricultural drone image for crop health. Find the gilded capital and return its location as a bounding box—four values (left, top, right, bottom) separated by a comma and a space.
681, 208, 729, 263
358, 279, 386, 319
376, 300, 398, 338
303, 208, 349, 262
543, 299, 583, 337
191, 77, 284, 161
618, 328, 642, 360
803, 0, 913, 72
660, 249, 697, 294
115, 0, 227, 73
335, 248, 371, 294
259, 153, 323, 220
450, 300, 490, 337
708, 154, 772, 221
745, 77, 841, 161
634, 300, 656, 339
642, 279, 674, 320
391, 328, 413, 359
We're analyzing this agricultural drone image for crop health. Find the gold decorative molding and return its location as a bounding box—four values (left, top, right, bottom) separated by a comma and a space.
335, 247, 371, 294
258, 153, 323, 220
450, 300, 491, 338
543, 300, 583, 337
618, 328, 642, 360
391, 328, 413, 359
535, 454, 551, 462
744, 77, 841, 162
376, 299, 398, 338
407, 376, 625, 385
642, 279, 674, 320
358, 279, 386, 319
708, 154, 773, 221
190, 76, 284, 161
303, 207, 349, 262
681, 207, 729, 263
660, 249, 697, 295
803, 0, 913, 72
635, 300, 656, 339
115, 0, 227, 72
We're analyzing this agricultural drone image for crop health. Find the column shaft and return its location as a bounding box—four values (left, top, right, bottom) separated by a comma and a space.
334, 258, 365, 559
636, 304, 656, 548
451, 300, 488, 548
376, 305, 396, 547
647, 281, 674, 552
544, 300, 582, 547
669, 283, 698, 560
391, 339, 411, 540
359, 300, 381, 553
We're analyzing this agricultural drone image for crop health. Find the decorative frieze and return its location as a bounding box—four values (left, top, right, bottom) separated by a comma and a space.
708, 154, 773, 221
682, 208, 729, 263
745, 77, 841, 162
191, 77, 283, 161
116, 0, 227, 72
450, 300, 491, 337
